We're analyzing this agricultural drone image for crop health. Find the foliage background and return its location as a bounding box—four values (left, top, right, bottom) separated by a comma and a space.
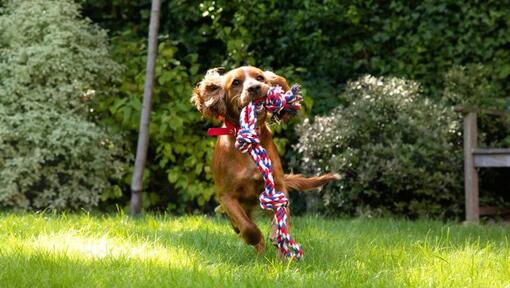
295, 76, 463, 218
1, 0, 508, 216
84, 0, 509, 216
0, 0, 128, 210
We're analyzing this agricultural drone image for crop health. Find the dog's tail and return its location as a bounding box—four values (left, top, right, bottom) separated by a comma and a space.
284, 173, 340, 192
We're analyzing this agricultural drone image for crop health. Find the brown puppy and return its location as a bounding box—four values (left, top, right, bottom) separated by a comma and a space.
192, 66, 337, 255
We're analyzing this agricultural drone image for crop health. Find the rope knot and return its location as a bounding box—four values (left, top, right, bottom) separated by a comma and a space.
265, 86, 286, 113
259, 191, 288, 210
265, 84, 302, 115
235, 128, 259, 153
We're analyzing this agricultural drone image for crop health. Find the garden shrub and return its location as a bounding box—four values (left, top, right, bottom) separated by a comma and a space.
443, 64, 510, 146
83, 1, 510, 114
0, 0, 128, 210
443, 64, 508, 112
80, 0, 510, 214
295, 76, 463, 218
95, 34, 217, 213
190, 0, 510, 112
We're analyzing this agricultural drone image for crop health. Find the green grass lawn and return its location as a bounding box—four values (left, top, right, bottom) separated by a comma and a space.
0, 213, 508, 287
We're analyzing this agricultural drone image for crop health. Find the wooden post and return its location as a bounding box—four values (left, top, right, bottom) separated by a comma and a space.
464, 112, 479, 223
130, 0, 161, 216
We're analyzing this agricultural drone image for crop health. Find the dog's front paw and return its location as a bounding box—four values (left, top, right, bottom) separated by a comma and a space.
254, 238, 266, 255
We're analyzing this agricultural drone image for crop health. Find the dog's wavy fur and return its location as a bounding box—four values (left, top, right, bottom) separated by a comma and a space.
192, 66, 338, 256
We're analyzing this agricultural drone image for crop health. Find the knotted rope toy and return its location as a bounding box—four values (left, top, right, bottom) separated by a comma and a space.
235, 85, 303, 259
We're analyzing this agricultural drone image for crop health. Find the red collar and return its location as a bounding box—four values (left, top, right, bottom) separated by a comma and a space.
207, 120, 239, 137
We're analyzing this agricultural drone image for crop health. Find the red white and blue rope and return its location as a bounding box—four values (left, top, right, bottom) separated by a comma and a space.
235, 85, 303, 259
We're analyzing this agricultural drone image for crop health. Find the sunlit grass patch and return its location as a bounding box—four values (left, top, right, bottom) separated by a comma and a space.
0, 213, 509, 287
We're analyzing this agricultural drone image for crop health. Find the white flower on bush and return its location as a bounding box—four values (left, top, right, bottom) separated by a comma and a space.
294, 75, 462, 217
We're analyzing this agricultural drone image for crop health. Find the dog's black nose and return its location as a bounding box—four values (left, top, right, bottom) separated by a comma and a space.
247, 84, 261, 94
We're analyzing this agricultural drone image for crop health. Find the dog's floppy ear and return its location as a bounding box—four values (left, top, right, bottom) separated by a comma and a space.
192, 68, 226, 118
264, 71, 290, 91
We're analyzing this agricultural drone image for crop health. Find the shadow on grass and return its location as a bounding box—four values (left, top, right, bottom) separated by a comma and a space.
126, 214, 281, 267
81, 214, 510, 269
0, 249, 273, 287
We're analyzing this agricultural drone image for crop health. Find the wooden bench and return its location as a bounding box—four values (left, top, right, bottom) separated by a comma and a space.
461, 108, 510, 223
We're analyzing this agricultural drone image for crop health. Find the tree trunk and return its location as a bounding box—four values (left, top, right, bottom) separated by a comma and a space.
130, 0, 161, 216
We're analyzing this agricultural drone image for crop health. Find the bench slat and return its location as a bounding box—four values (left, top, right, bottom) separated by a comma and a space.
473, 148, 510, 155
474, 153, 510, 167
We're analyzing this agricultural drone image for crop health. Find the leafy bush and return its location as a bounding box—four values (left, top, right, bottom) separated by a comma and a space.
192, 0, 510, 112
83, 1, 510, 114
94, 33, 217, 213
443, 64, 508, 111
0, 0, 128, 210
80, 0, 510, 214
295, 76, 463, 218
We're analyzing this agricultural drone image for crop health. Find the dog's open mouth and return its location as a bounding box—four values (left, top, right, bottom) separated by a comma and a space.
238, 91, 268, 111
238, 98, 263, 111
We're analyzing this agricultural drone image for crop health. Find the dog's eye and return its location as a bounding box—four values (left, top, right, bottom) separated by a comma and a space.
256, 75, 264, 81
232, 79, 241, 86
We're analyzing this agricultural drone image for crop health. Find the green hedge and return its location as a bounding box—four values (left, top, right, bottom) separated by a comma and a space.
84, 1, 510, 112
96, 34, 217, 213
0, 0, 128, 210
79, 0, 509, 214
